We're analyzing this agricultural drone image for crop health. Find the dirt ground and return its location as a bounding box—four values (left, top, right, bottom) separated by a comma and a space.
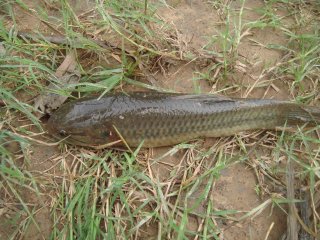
2, 0, 319, 239
142, 1, 290, 237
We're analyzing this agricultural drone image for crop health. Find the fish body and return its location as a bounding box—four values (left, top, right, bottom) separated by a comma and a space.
47, 92, 320, 147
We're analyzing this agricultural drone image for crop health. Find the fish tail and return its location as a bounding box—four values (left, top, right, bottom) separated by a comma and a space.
304, 105, 320, 124
287, 105, 320, 127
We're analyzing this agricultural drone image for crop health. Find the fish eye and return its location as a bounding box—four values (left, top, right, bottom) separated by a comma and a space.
101, 131, 109, 138
59, 130, 68, 137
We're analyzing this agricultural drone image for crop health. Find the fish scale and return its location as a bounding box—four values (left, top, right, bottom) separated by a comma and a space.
47, 92, 320, 148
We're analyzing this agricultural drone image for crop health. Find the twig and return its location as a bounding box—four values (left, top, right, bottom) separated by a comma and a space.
264, 222, 275, 240
91, 140, 123, 149
17, 31, 117, 50
286, 159, 298, 240
12, 132, 67, 146
299, 190, 311, 240
293, 204, 317, 238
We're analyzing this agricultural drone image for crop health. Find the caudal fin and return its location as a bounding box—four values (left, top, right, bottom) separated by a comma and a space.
287, 105, 320, 127
304, 105, 320, 124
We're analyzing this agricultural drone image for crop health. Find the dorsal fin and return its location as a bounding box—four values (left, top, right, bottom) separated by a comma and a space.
172, 94, 234, 103
125, 91, 235, 104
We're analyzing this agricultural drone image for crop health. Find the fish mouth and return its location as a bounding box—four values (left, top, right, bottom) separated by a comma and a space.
49, 132, 92, 147
65, 138, 90, 146
62, 134, 98, 147
46, 125, 83, 146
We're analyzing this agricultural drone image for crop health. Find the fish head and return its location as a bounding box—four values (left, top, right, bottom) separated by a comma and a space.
46, 102, 118, 147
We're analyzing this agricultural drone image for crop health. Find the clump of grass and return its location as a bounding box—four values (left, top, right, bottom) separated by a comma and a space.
283, 30, 320, 99
202, 0, 251, 85
248, 1, 320, 102
0, 130, 42, 239
48, 140, 245, 239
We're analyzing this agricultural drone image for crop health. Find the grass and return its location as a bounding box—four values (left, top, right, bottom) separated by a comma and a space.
0, 0, 320, 239
0, 130, 42, 239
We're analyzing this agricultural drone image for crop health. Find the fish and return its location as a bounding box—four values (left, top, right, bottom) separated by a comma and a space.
46, 92, 320, 148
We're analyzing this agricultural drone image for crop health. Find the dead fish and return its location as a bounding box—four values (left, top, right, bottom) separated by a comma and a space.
47, 92, 320, 148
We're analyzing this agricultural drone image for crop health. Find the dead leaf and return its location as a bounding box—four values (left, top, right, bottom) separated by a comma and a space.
0, 42, 6, 56
111, 53, 122, 63
34, 51, 80, 116
0, 207, 7, 217
55, 53, 77, 77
